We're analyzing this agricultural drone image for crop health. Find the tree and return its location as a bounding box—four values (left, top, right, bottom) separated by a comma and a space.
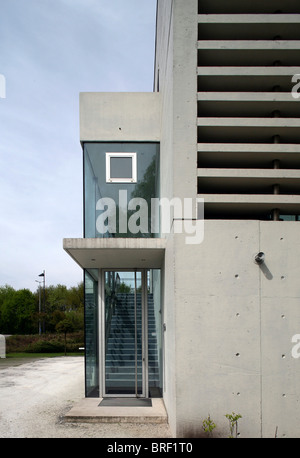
66, 283, 84, 311
0, 282, 84, 335
47, 284, 68, 312
0, 285, 16, 333
0, 287, 36, 334
56, 317, 75, 355
39, 282, 84, 333
13, 289, 36, 334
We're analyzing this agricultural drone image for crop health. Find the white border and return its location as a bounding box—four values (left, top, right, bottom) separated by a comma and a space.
106, 152, 137, 183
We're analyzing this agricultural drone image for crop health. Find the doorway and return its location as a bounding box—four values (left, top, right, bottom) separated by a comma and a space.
101, 269, 162, 398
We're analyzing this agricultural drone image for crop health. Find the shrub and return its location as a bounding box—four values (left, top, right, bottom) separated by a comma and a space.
6, 335, 37, 352
6, 332, 84, 354
67, 342, 84, 352
26, 340, 64, 353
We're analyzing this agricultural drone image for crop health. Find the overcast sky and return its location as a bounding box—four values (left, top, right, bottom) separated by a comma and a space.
0, 0, 157, 291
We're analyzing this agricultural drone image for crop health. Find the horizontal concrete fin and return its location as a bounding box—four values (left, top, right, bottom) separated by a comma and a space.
198, 14, 300, 24
197, 66, 300, 76
198, 40, 300, 49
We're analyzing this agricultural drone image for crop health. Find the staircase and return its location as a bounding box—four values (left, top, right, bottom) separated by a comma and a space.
105, 293, 160, 396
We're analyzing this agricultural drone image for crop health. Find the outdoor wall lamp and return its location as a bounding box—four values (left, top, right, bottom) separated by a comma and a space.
254, 252, 265, 265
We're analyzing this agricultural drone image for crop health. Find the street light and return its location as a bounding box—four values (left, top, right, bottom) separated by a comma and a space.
38, 270, 46, 333
35, 280, 42, 335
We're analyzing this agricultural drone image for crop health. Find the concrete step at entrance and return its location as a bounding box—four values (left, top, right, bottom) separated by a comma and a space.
64, 397, 168, 425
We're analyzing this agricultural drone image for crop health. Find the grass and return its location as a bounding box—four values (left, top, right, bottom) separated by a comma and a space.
0, 351, 84, 369
0, 334, 84, 367
6, 352, 83, 358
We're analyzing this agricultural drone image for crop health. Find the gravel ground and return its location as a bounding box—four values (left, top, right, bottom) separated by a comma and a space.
0, 356, 172, 438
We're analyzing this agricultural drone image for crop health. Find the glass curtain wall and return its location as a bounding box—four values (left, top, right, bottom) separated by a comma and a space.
104, 271, 143, 396
83, 142, 162, 398
103, 269, 163, 398
83, 143, 160, 238
84, 269, 99, 397
148, 269, 163, 397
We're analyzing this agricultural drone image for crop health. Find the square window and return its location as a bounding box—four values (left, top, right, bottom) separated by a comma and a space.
106, 152, 137, 183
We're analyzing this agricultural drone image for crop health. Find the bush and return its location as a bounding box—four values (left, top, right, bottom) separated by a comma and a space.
6, 335, 37, 352
6, 332, 84, 354
66, 342, 84, 352
26, 340, 65, 353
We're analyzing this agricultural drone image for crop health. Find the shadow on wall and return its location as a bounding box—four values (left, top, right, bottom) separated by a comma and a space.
259, 262, 273, 280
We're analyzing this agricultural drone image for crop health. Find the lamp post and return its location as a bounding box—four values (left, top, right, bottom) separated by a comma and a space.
35, 280, 42, 335
38, 270, 46, 333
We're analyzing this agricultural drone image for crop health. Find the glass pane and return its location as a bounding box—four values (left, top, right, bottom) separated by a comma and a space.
148, 269, 163, 397
83, 143, 160, 238
110, 156, 132, 179
84, 269, 99, 397
105, 271, 143, 395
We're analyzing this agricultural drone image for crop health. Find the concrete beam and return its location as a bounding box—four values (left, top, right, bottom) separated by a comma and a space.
197, 143, 300, 153
197, 66, 300, 76
197, 117, 300, 128
198, 168, 300, 180
201, 194, 300, 204
197, 92, 296, 102
198, 14, 300, 24
198, 40, 300, 50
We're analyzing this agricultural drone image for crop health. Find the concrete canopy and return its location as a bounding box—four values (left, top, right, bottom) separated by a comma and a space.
63, 238, 166, 269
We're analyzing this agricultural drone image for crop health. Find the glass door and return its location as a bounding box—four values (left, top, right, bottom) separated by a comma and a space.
103, 270, 147, 397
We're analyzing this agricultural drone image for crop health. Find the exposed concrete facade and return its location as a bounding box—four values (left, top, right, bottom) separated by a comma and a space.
80, 92, 161, 143
171, 220, 300, 437
64, 0, 300, 437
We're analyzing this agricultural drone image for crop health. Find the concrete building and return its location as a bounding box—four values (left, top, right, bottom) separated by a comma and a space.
64, 0, 300, 437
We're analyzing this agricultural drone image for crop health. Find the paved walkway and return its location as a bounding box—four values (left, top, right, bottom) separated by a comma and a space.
0, 356, 172, 438
0, 356, 48, 368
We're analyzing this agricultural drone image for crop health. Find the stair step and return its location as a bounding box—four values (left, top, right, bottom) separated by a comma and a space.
105, 292, 160, 389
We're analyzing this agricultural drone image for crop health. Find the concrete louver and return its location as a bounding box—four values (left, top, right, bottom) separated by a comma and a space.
197, 9, 300, 220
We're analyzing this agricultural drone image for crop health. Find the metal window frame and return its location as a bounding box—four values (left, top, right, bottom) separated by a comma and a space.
99, 268, 148, 398
105, 152, 137, 183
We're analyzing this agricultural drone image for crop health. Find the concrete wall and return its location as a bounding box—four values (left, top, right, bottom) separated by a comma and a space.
156, 0, 300, 438
155, 0, 177, 434
156, 0, 199, 435
260, 222, 300, 437
80, 92, 161, 142
173, 220, 300, 438
172, 0, 198, 208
